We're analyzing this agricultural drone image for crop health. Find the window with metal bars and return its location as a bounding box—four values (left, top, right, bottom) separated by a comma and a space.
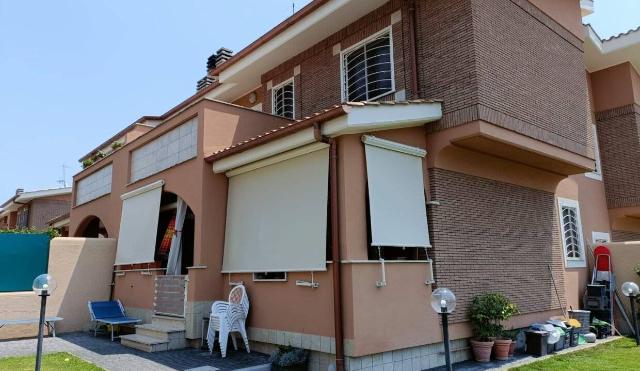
16, 208, 29, 229
272, 80, 294, 119
558, 198, 586, 267
342, 31, 394, 102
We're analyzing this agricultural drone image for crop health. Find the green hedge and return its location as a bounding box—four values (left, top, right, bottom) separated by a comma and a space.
0, 227, 60, 239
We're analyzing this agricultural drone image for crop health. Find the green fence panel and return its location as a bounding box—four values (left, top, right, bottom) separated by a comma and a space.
0, 234, 50, 292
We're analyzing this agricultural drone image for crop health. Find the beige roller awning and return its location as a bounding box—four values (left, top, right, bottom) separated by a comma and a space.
363, 135, 430, 248
222, 143, 329, 273
115, 180, 164, 266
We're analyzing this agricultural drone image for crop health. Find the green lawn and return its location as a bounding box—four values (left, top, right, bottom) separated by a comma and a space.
511, 337, 640, 371
0, 352, 103, 371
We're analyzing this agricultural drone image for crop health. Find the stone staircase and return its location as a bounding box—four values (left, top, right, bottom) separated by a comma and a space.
120, 315, 187, 352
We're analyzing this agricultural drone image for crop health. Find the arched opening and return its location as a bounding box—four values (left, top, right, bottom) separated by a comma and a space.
75, 216, 108, 238
154, 191, 195, 275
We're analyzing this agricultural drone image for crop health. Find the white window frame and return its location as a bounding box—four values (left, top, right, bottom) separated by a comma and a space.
591, 231, 611, 245
252, 272, 288, 282
340, 27, 396, 102
557, 197, 587, 268
271, 77, 295, 119
585, 124, 602, 180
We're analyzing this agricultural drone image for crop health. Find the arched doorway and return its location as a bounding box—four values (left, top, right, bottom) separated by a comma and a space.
75, 216, 108, 238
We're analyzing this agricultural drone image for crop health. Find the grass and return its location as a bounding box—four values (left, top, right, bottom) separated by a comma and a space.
511, 337, 640, 370
0, 352, 103, 371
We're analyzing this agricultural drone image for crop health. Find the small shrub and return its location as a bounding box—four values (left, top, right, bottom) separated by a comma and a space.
111, 141, 123, 150
0, 227, 60, 239
82, 158, 94, 168
269, 345, 309, 368
469, 293, 519, 341
93, 151, 106, 160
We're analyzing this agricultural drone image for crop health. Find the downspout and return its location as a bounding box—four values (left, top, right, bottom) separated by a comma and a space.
314, 123, 345, 371
407, 0, 420, 99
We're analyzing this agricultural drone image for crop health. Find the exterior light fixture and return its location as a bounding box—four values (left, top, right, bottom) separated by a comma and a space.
33, 274, 56, 371
622, 281, 640, 346
431, 288, 456, 371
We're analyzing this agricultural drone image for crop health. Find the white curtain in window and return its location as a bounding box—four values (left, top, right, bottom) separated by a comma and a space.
363, 135, 430, 248
222, 143, 329, 273
166, 197, 187, 275
115, 180, 164, 265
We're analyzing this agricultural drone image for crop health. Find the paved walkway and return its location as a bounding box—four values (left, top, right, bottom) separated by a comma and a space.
0, 332, 270, 371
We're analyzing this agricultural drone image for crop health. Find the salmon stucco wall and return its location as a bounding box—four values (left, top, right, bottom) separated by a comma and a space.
557, 175, 611, 310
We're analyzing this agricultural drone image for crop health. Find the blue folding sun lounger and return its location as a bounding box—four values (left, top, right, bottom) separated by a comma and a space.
88, 300, 141, 341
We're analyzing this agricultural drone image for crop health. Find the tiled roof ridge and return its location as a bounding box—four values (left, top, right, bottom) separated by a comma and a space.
604, 25, 640, 42
206, 99, 442, 160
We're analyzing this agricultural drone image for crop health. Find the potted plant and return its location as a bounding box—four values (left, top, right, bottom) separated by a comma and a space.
269, 345, 309, 371
469, 293, 519, 362
503, 328, 519, 357
82, 158, 94, 169
494, 299, 519, 360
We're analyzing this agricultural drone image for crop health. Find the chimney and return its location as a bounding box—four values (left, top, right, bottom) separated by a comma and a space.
15, 188, 24, 195
196, 76, 217, 91
214, 47, 234, 68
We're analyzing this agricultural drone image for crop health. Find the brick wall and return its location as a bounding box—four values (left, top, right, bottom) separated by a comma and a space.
428, 168, 566, 322
596, 104, 640, 209
421, 0, 589, 156
261, 0, 410, 119
258, 0, 589, 157
612, 230, 640, 242
29, 199, 71, 229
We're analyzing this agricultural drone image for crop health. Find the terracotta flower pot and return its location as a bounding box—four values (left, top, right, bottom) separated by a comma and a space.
508, 340, 516, 357
493, 339, 512, 360
471, 339, 495, 363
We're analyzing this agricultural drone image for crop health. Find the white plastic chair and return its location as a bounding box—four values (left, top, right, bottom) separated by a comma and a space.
207, 285, 250, 357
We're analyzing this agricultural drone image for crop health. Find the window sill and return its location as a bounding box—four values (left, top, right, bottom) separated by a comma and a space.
585, 172, 602, 181
565, 260, 587, 269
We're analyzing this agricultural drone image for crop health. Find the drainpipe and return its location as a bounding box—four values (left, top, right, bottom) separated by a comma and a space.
407, 0, 420, 99
314, 123, 345, 371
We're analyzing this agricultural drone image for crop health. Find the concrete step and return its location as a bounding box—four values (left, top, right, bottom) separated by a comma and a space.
120, 334, 169, 353
151, 315, 186, 330
136, 323, 185, 339
135, 323, 188, 350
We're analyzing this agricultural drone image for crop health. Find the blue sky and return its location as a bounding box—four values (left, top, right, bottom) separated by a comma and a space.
0, 0, 638, 201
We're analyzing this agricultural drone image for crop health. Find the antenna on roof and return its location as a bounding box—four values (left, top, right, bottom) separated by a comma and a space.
57, 164, 70, 188
292, 0, 295, 14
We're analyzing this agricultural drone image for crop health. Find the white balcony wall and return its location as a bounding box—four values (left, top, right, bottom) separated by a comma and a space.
130, 118, 198, 183
76, 164, 113, 206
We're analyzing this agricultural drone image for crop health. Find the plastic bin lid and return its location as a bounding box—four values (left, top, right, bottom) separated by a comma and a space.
525, 330, 549, 335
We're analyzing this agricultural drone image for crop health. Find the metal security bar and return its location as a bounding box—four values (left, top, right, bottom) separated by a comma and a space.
273, 81, 294, 118
343, 32, 393, 101
561, 206, 582, 259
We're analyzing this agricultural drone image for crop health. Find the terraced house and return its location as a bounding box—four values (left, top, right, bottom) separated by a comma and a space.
0, 187, 71, 234
68, 0, 640, 369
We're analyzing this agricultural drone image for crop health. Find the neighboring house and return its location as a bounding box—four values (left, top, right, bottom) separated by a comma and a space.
68, 0, 640, 370
47, 212, 71, 237
0, 187, 72, 231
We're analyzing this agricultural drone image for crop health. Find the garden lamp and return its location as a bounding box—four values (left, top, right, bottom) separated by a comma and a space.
33, 274, 56, 371
622, 281, 640, 346
431, 288, 456, 371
